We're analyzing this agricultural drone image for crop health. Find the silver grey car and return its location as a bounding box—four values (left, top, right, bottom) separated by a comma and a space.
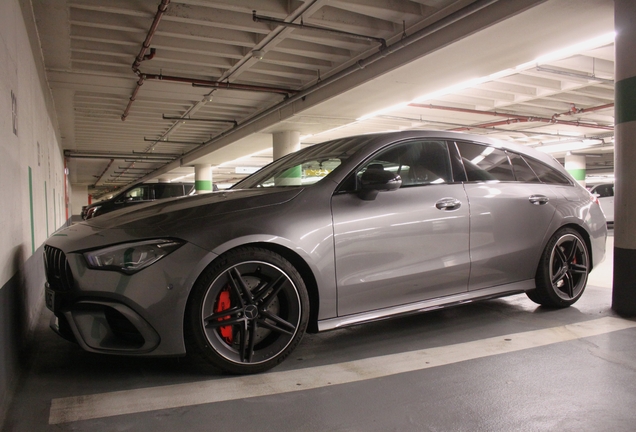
44, 131, 607, 374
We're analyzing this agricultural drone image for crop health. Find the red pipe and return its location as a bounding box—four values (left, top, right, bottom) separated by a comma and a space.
133, 1, 169, 70
93, 159, 114, 184
452, 118, 526, 131
409, 103, 614, 131
121, 0, 295, 120
122, 0, 170, 121
553, 102, 614, 118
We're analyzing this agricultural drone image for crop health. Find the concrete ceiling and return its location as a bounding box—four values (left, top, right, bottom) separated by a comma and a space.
31, 0, 615, 195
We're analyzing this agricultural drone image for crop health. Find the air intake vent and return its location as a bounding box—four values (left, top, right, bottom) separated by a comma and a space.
44, 245, 74, 291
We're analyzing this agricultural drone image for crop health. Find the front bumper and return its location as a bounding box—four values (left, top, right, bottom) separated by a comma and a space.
45, 241, 216, 356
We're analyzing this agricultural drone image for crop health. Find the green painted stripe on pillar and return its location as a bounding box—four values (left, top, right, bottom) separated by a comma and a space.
567, 168, 586, 181
279, 166, 302, 178
616, 75, 636, 124
45, 181, 49, 237
53, 188, 56, 230
195, 180, 212, 191
29, 167, 35, 254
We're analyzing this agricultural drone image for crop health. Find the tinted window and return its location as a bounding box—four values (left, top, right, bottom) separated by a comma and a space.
592, 184, 614, 197
154, 184, 185, 199
124, 185, 150, 201
359, 140, 452, 187
508, 152, 540, 183
523, 157, 572, 185
456, 141, 514, 182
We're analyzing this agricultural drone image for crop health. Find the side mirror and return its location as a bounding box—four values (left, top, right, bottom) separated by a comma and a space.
358, 167, 402, 201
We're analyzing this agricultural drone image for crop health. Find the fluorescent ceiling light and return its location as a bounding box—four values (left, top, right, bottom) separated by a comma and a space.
216, 148, 271, 168
357, 103, 409, 121
169, 173, 195, 182
535, 140, 602, 154
534, 32, 615, 64
356, 32, 616, 121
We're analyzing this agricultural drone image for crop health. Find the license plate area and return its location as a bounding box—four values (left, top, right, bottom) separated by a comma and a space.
45, 284, 58, 312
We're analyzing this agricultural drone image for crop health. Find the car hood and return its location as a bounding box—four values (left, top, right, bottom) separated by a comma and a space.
89, 188, 302, 228
50, 188, 303, 252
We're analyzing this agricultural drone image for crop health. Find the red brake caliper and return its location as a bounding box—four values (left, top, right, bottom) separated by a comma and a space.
215, 288, 233, 344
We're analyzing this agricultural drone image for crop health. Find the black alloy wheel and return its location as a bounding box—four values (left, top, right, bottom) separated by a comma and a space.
528, 228, 590, 307
186, 247, 309, 374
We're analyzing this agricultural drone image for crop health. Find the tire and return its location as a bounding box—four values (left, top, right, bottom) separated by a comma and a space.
527, 228, 590, 308
186, 247, 309, 374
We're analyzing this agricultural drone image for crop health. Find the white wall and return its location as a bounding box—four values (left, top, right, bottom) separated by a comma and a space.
71, 184, 88, 216
0, 0, 65, 284
0, 0, 67, 425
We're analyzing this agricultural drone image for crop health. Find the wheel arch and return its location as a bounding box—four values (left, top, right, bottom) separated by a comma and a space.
249, 242, 320, 333
187, 241, 321, 334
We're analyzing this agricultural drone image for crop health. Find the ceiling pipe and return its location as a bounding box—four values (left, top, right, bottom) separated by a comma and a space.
410, 103, 615, 131
121, 0, 298, 122
93, 159, 114, 184
187, 77, 296, 96
122, 0, 170, 121
65, 150, 178, 161
253, 10, 387, 48
145, 137, 205, 145
172, 0, 502, 169
535, 66, 614, 85
161, 115, 238, 125
553, 102, 614, 118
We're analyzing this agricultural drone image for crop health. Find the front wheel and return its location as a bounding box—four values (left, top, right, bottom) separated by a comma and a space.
186, 247, 309, 374
527, 228, 590, 308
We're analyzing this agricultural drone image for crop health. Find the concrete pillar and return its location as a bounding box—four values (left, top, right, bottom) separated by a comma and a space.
273, 131, 301, 186
564, 154, 586, 187
273, 131, 300, 160
612, 0, 636, 316
194, 164, 213, 194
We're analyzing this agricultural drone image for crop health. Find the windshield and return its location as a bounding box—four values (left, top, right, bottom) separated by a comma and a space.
232, 136, 375, 189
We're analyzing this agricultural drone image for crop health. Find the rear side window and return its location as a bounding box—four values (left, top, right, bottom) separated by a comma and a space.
456, 141, 515, 182
523, 157, 572, 185
592, 184, 614, 197
153, 184, 185, 199
124, 185, 150, 201
508, 152, 540, 183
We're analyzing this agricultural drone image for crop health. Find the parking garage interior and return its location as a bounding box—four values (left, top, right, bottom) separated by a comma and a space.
1, 0, 635, 430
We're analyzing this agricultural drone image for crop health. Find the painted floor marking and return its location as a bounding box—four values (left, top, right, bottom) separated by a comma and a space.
49, 316, 636, 424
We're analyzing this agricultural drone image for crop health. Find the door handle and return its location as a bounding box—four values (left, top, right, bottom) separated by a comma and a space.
529, 195, 549, 205
435, 197, 462, 211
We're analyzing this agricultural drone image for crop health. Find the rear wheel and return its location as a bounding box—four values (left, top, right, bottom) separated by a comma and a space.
186, 247, 309, 374
527, 228, 589, 307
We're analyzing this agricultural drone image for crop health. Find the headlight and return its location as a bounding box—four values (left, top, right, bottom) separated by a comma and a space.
83, 239, 184, 274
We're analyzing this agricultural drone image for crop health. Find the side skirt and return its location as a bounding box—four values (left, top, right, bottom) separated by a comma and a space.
318, 280, 534, 331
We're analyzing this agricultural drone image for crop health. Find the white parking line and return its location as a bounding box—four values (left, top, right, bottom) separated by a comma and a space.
49, 316, 636, 424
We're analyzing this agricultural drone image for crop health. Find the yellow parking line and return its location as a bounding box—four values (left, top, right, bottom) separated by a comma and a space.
49, 316, 636, 424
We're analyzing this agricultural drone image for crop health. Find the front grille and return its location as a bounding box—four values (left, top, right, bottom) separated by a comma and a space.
44, 245, 74, 291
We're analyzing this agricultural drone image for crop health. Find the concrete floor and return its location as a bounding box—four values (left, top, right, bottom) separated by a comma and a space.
5, 232, 636, 431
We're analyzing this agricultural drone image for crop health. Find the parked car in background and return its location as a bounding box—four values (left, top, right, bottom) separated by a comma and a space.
83, 182, 197, 219
588, 183, 614, 225
44, 131, 606, 374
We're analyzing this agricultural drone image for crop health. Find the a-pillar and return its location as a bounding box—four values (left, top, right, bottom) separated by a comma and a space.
613, 0, 636, 316
194, 164, 213, 194
564, 154, 586, 187
273, 131, 301, 186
